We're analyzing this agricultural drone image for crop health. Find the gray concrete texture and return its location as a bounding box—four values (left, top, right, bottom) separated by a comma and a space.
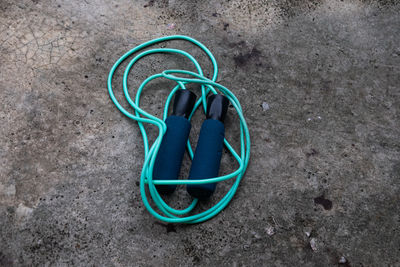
0, 0, 399, 266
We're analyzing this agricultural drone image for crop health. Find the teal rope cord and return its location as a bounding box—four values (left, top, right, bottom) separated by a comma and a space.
107, 35, 251, 224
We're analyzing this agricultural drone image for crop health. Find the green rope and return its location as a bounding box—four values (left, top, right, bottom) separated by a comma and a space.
107, 35, 250, 223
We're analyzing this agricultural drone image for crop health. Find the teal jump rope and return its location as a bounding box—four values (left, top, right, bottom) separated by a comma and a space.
107, 35, 250, 223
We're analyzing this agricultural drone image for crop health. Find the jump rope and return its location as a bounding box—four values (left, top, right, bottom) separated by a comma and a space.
107, 35, 250, 224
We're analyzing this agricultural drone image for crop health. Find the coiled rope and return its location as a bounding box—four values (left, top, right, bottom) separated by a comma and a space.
107, 35, 250, 223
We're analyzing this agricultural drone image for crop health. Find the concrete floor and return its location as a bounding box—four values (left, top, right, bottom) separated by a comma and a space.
1, 0, 399, 266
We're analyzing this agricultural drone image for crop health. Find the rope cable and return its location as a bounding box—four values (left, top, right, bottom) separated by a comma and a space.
107, 35, 250, 224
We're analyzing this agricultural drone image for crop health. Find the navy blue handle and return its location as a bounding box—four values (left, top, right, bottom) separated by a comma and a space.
187, 119, 225, 199
153, 115, 191, 194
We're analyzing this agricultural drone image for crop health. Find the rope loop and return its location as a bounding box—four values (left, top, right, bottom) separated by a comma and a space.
107, 35, 250, 223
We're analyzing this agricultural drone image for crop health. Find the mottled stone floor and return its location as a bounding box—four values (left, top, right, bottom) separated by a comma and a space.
0, 0, 399, 266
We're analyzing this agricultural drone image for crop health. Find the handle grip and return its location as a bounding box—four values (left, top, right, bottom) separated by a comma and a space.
187, 119, 225, 199
153, 115, 191, 194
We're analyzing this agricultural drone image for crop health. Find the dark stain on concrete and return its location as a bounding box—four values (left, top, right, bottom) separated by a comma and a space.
223, 23, 229, 31
306, 148, 319, 157
233, 47, 262, 67
314, 195, 333, 210
155, 222, 177, 233
143, 0, 154, 8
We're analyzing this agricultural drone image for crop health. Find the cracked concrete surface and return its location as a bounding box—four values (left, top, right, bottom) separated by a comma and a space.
0, 0, 399, 266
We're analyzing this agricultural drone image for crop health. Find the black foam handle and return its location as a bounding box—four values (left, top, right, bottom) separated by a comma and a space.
152, 90, 196, 194
187, 119, 225, 199
153, 116, 191, 194
187, 94, 229, 199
